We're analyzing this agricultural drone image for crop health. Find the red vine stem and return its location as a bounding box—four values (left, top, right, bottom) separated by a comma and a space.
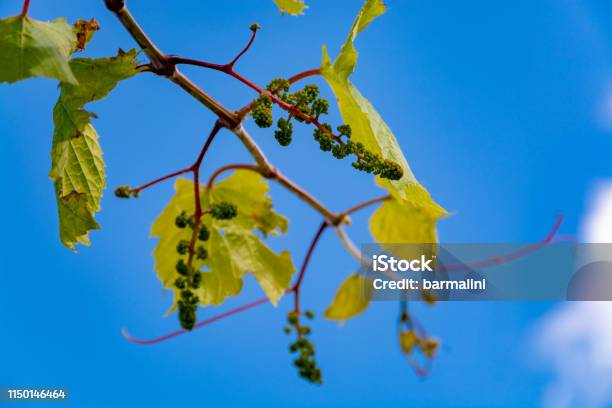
205, 162, 345, 226
21, 0, 31, 17
228, 27, 257, 68
167, 54, 345, 144
131, 168, 192, 195
444, 213, 564, 272
206, 163, 259, 188
107, 3, 346, 227
341, 194, 390, 216
287, 69, 321, 84
121, 295, 272, 345
292, 221, 329, 314
122, 201, 563, 346
187, 121, 223, 266
131, 121, 222, 195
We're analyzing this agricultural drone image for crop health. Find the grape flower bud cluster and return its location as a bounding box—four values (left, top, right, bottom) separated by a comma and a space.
248, 78, 404, 181
284, 310, 322, 384
172, 201, 238, 330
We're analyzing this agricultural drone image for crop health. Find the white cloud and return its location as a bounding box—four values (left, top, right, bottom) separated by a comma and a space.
535, 181, 612, 408
536, 302, 612, 408
581, 182, 612, 243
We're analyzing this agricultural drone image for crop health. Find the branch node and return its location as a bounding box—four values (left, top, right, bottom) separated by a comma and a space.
104, 0, 125, 13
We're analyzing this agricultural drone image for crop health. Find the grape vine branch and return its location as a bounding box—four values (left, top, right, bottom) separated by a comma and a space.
0, 0, 570, 383
104, 0, 390, 276
122, 213, 565, 347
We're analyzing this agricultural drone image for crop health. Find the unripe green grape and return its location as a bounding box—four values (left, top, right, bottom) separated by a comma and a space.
379, 159, 404, 180
114, 185, 131, 199
175, 211, 189, 228
181, 289, 194, 301
210, 201, 237, 220
337, 124, 352, 138
186, 215, 196, 229
313, 127, 333, 152
174, 277, 186, 289
176, 239, 189, 255
178, 305, 196, 331
193, 272, 202, 286
197, 225, 210, 241
274, 117, 293, 146
302, 84, 319, 103
250, 94, 273, 128
266, 77, 289, 93
196, 246, 208, 261
287, 311, 299, 325
176, 259, 189, 276
311, 98, 329, 118
331, 143, 351, 159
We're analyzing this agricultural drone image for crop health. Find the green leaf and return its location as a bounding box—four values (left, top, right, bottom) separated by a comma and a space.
320, 0, 447, 241
273, 0, 307, 15
320, 0, 413, 189
370, 184, 447, 244
0, 16, 77, 84
325, 273, 373, 322
50, 50, 139, 249
151, 171, 295, 312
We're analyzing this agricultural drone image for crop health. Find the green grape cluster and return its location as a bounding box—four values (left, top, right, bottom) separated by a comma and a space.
274, 117, 293, 146
173, 211, 209, 330
313, 124, 403, 180
114, 185, 138, 199
250, 94, 273, 128
255, 78, 403, 181
284, 310, 322, 384
171, 203, 237, 330
210, 201, 238, 220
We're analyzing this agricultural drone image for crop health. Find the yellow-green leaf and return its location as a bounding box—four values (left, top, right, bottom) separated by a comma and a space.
50, 50, 139, 249
400, 330, 418, 353
0, 16, 77, 84
325, 273, 373, 322
370, 184, 447, 244
321, 0, 447, 242
151, 171, 295, 313
273, 0, 307, 15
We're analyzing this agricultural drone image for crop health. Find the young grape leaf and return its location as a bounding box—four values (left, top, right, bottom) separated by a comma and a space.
0, 16, 77, 84
325, 273, 373, 322
50, 49, 139, 249
273, 0, 307, 15
151, 171, 295, 313
370, 184, 447, 244
320, 0, 447, 240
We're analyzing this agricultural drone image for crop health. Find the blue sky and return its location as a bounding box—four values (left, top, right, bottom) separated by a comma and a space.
1, 0, 612, 407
